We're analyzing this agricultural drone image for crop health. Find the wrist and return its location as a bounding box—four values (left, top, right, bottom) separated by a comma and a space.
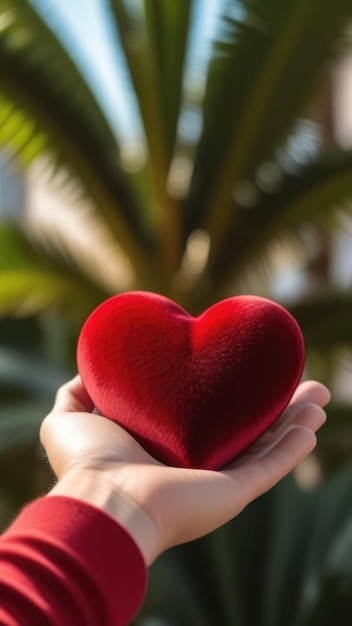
47, 469, 160, 566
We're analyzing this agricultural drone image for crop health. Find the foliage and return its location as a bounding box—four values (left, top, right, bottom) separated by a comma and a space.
1, 0, 352, 623
146, 468, 352, 625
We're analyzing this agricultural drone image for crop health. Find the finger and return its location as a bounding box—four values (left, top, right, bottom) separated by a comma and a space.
261, 400, 326, 436
268, 401, 327, 438
227, 425, 317, 503
52, 375, 94, 413
234, 401, 326, 466
256, 381, 330, 444
171, 426, 317, 545
286, 402, 327, 432
290, 380, 331, 407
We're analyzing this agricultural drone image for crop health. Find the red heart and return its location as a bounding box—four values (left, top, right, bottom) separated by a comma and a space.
77, 292, 304, 470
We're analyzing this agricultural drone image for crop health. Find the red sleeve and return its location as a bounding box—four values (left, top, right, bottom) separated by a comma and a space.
0, 496, 147, 626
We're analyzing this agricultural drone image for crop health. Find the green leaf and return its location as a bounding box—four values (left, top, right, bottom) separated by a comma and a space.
146, 470, 352, 626
185, 0, 352, 252
201, 152, 352, 301
0, 224, 110, 319
0, 401, 45, 452
298, 467, 352, 624
316, 404, 352, 473
143, 0, 192, 164
0, 0, 156, 280
0, 343, 69, 454
110, 0, 192, 168
0, 94, 47, 165
0, 316, 42, 352
109, 0, 192, 275
148, 538, 234, 625
290, 291, 352, 351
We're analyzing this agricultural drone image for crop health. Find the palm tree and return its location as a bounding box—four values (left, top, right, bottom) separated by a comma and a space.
2, 0, 352, 623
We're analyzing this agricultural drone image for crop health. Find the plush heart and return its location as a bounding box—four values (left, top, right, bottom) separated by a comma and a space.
77, 292, 305, 470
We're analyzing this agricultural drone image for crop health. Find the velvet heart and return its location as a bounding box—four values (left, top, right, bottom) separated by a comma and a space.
77, 292, 305, 470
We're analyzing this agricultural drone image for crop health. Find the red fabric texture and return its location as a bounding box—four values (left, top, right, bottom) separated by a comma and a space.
77, 291, 305, 470
0, 496, 147, 626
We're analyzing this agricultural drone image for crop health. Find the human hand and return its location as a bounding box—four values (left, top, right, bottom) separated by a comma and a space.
40, 376, 329, 566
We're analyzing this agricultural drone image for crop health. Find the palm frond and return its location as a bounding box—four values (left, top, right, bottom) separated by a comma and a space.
147, 470, 352, 625
0, 0, 157, 280
0, 325, 70, 454
300, 467, 352, 624
289, 291, 352, 350
0, 224, 111, 319
315, 404, 352, 472
200, 151, 352, 301
0, 402, 44, 453
143, 0, 193, 163
0, 94, 47, 165
109, 0, 193, 275
185, 0, 352, 253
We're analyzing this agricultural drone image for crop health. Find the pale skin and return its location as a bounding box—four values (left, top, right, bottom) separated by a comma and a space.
41, 376, 330, 567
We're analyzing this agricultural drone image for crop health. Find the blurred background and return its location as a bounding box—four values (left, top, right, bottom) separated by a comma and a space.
2, 0, 352, 623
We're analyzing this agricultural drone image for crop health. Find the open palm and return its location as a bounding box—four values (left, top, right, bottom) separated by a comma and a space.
41, 377, 329, 565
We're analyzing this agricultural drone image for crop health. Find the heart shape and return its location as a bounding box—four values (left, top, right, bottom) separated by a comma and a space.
77, 292, 304, 470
